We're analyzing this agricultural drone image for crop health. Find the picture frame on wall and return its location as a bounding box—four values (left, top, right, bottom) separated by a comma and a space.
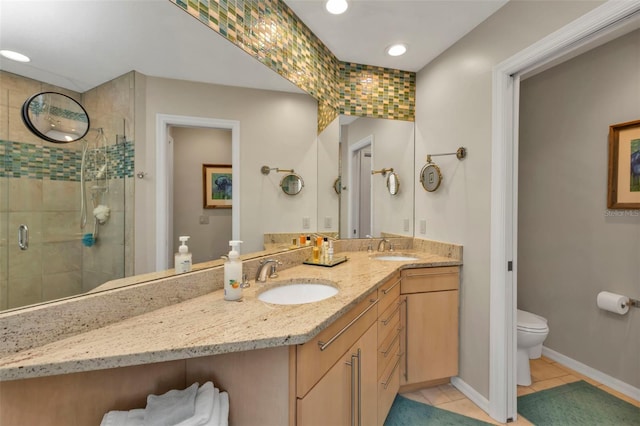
203, 164, 232, 209
608, 119, 640, 209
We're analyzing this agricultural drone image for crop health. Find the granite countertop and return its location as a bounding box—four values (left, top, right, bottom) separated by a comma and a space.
0, 251, 461, 381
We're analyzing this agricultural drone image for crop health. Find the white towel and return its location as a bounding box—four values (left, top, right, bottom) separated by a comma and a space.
175, 382, 216, 426
101, 408, 144, 426
144, 382, 198, 426
218, 392, 229, 426
100, 382, 227, 426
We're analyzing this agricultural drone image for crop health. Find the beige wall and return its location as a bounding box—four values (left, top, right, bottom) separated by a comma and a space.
171, 126, 232, 264
519, 28, 640, 388
135, 76, 318, 274
414, 0, 603, 398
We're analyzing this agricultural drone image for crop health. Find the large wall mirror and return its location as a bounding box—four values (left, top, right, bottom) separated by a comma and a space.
317, 115, 415, 239
0, 1, 414, 313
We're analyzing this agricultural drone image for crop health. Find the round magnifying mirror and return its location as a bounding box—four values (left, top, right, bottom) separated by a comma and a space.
333, 176, 342, 194
420, 162, 443, 192
386, 171, 400, 195
280, 173, 304, 195
21, 92, 90, 143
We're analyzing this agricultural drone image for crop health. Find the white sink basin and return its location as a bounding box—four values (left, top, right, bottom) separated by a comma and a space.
258, 280, 338, 305
373, 253, 420, 261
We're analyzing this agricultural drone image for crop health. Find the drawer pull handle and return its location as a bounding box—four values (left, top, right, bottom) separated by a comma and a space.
381, 354, 401, 389
381, 300, 401, 325
382, 278, 401, 295
380, 330, 401, 358
403, 297, 408, 381
318, 298, 379, 351
18, 224, 28, 250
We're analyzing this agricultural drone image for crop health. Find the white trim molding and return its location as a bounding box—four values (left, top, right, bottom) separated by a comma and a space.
542, 346, 640, 402
489, 1, 640, 422
155, 114, 240, 271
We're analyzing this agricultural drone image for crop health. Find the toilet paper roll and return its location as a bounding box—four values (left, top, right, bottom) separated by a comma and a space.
597, 291, 629, 315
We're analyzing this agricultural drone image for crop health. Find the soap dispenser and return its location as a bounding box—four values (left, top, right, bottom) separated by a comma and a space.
175, 236, 192, 274
224, 240, 244, 301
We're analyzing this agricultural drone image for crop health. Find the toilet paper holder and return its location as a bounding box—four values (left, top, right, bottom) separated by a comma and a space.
624, 298, 639, 309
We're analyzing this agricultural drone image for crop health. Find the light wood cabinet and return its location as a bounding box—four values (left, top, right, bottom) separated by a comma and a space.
400, 267, 459, 388
296, 323, 377, 426
376, 273, 401, 425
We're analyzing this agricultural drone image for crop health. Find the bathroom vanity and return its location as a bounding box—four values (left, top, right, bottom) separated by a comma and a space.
0, 243, 461, 425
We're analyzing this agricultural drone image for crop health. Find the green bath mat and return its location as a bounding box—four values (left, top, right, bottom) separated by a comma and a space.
518, 380, 640, 425
384, 395, 493, 426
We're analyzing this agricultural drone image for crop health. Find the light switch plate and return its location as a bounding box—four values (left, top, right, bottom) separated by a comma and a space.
199, 215, 210, 225
324, 217, 332, 228
303, 217, 310, 229
403, 219, 410, 232
420, 219, 427, 234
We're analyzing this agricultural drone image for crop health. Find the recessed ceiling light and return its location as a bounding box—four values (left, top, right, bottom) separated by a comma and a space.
0, 49, 30, 63
326, 0, 348, 15
387, 44, 407, 57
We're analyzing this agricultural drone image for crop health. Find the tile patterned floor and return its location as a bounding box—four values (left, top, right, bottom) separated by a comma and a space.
400, 356, 640, 425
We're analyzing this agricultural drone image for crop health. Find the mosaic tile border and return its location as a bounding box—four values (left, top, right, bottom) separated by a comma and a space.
170, 0, 415, 131
0, 140, 134, 181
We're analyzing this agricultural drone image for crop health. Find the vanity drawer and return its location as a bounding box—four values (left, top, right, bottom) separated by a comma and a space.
377, 347, 401, 426
377, 323, 400, 378
378, 297, 401, 345
401, 266, 459, 294
296, 295, 378, 398
378, 272, 401, 314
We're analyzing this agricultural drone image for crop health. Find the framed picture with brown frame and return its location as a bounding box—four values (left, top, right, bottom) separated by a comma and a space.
203, 164, 232, 209
608, 119, 640, 209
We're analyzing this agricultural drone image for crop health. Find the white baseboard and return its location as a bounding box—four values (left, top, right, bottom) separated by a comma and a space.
542, 346, 640, 402
451, 376, 490, 413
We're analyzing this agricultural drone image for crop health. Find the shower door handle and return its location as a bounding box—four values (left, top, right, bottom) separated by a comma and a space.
18, 224, 29, 250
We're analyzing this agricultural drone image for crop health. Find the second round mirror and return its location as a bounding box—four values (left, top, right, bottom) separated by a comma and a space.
281, 173, 304, 195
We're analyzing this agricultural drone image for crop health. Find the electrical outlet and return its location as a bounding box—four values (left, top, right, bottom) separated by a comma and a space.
199, 215, 210, 225
403, 219, 410, 232
303, 217, 310, 229
420, 219, 427, 234
324, 217, 332, 228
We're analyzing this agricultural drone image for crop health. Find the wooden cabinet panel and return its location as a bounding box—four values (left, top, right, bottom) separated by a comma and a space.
296, 296, 378, 398
377, 298, 401, 345
377, 272, 401, 314
297, 324, 377, 426
401, 290, 459, 385
401, 266, 459, 294
377, 347, 400, 426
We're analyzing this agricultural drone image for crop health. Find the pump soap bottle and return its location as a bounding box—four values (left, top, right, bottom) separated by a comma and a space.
175, 236, 192, 274
224, 240, 244, 301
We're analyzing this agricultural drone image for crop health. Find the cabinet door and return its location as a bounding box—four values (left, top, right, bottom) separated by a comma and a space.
401, 290, 459, 385
297, 324, 377, 426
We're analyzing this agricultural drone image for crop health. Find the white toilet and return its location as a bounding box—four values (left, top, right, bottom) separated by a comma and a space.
516, 309, 549, 386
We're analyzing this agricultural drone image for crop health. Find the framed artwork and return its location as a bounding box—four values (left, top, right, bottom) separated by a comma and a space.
608, 120, 640, 209
203, 164, 232, 209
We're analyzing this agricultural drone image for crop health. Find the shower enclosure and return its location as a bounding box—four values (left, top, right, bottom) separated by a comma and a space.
0, 71, 135, 311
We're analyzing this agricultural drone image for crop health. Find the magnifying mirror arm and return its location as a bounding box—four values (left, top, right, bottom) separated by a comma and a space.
261, 165, 294, 175
371, 167, 394, 177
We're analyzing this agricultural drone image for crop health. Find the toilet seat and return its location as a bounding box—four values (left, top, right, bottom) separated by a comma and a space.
517, 309, 548, 333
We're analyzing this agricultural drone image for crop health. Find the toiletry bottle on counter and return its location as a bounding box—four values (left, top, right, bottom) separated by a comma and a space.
224, 240, 244, 301
174, 236, 192, 274
328, 240, 334, 262
322, 237, 329, 262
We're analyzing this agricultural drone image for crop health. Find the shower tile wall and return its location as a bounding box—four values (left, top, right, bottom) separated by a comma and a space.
0, 71, 134, 310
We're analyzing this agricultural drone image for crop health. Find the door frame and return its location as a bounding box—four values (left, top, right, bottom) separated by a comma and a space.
489, 1, 640, 422
347, 135, 373, 238
155, 114, 240, 271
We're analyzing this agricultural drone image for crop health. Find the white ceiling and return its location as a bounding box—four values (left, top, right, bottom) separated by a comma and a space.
0, 0, 507, 94
284, 0, 508, 71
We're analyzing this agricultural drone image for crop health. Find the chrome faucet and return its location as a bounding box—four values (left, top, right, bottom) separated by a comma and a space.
255, 259, 282, 283
377, 238, 392, 252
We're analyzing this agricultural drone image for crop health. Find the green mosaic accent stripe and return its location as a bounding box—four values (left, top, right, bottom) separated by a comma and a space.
340, 63, 415, 122
169, 0, 415, 130
0, 140, 134, 181
28, 103, 89, 123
